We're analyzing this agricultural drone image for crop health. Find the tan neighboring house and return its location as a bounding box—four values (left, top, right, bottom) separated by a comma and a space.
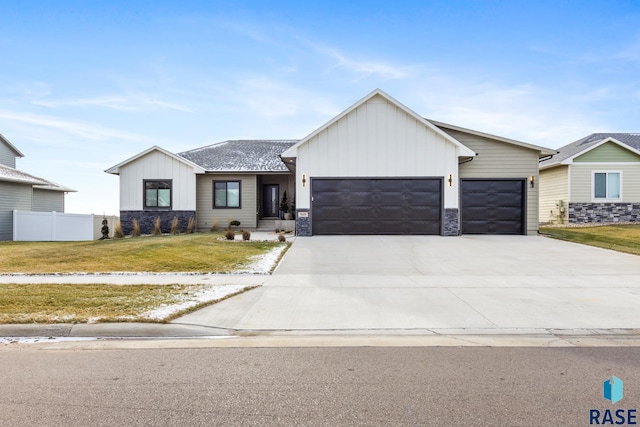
107, 89, 555, 236
539, 133, 640, 224
0, 133, 75, 240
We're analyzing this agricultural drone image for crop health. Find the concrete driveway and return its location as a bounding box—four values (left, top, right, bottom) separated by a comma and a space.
175, 235, 640, 331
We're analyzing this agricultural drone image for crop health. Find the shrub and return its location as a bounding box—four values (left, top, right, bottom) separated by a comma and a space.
225, 230, 235, 240
170, 217, 179, 235
210, 217, 219, 232
275, 228, 280, 233
278, 233, 286, 242
153, 217, 162, 236
242, 230, 251, 241
114, 221, 124, 238
186, 217, 195, 234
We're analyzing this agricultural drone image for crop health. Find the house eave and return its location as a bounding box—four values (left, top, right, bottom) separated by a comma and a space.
430, 119, 557, 157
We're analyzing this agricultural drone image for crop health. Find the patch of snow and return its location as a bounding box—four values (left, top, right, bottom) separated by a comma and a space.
139, 284, 249, 321
235, 245, 287, 274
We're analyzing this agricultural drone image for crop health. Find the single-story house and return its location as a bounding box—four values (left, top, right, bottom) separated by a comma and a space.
539, 133, 640, 224
106, 89, 556, 236
0, 133, 75, 240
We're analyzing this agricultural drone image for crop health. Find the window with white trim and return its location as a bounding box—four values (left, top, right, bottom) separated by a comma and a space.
593, 172, 621, 200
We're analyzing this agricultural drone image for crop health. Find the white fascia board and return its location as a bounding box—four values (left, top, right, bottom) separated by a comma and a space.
105, 145, 206, 175
0, 132, 25, 158
280, 89, 477, 159
430, 119, 558, 157
560, 137, 640, 165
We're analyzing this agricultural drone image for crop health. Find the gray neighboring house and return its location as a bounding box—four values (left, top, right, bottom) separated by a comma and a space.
0, 133, 75, 241
107, 89, 556, 236
539, 133, 640, 224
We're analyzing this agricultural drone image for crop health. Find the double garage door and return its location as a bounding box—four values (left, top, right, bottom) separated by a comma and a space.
311, 178, 525, 235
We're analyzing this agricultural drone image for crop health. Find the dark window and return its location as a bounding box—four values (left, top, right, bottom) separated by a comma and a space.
214, 181, 241, 208
144, 180, 172, 209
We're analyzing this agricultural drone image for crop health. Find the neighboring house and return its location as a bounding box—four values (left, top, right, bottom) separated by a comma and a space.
0, 133, 75, 240
106, 89, 555, 236
539, 133, 640, 224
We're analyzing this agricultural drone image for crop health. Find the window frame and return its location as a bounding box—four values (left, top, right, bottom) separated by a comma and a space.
213, 180, 242, 209
143, 179, 172, 210
591, 171, 622, 202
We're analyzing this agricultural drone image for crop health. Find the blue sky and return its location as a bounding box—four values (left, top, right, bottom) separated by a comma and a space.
1, 1, 639, 215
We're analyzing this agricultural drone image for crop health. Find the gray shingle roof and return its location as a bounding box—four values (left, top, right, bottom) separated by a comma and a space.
0, 163, 75, 191
540, 133, 640, 168
178, 140, 298, 172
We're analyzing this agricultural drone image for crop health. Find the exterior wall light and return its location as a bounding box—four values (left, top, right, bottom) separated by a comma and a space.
447, 174, 453, 187
302, 174, 307, 188
529, 175, 535, 188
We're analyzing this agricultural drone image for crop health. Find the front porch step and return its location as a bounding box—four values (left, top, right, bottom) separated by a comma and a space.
257, 219, 295, 232
256, 219, 278, 232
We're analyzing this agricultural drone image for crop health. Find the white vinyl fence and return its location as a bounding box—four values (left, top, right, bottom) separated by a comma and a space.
13, 211, 119, 241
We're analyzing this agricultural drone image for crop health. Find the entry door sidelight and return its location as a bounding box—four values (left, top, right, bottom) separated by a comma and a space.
262, 184, 279, 218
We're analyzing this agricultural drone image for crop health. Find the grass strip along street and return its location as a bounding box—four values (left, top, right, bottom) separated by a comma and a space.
0, 283, 255, 324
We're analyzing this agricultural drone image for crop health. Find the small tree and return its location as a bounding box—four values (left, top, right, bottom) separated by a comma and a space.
100, 217, 110, 240
280, 190, 289, 214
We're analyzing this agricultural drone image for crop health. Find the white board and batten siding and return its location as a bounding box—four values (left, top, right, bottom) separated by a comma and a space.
195, 174, 258, 231
448, 129, 541, 234
294, 94, 461, 209
118, 150, 197, 211
0, 181, 32, 240
539, 166, 569, 224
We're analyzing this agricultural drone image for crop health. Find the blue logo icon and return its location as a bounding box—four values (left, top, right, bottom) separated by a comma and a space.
604, 375, 624, 404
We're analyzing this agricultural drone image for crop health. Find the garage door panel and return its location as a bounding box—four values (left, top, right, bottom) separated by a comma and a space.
312, 178, 442, 235
461, 179, 525, 235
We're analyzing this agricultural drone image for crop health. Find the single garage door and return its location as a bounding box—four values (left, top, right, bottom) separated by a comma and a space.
460, 179, 525, 235
311, 178, 442, 235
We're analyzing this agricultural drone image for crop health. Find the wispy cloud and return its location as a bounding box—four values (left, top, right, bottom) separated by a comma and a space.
31, 94, 192, 112
0, 109, 150, 142
313, 44, 407, 80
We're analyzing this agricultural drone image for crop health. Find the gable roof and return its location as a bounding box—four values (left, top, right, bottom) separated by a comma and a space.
540, 133, 640, 169
105, 145, 206, 175
179, 140, 298, 172
0, 133, 25, 158
0, 163, 75, 191
280, 89, 477, 158
429, 120, 557, 157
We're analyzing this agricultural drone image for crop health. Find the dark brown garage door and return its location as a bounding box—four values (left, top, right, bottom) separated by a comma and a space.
311, 178, 442, 235
460, 179, 525, 235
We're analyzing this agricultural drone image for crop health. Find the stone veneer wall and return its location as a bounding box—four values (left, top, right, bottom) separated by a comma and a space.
295, 209, 311, 236
119, 210, 196, 235
443, 208, 459, 236
568, 203, 640, 223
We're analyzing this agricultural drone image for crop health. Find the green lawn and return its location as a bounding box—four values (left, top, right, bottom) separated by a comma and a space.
540, 224, 640, 255
0, 233, 287, 273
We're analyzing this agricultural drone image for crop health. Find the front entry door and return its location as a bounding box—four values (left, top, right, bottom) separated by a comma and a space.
262, 184, 279, 218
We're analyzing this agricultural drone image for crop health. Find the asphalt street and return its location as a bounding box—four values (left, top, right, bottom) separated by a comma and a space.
1, 346, 639, 426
